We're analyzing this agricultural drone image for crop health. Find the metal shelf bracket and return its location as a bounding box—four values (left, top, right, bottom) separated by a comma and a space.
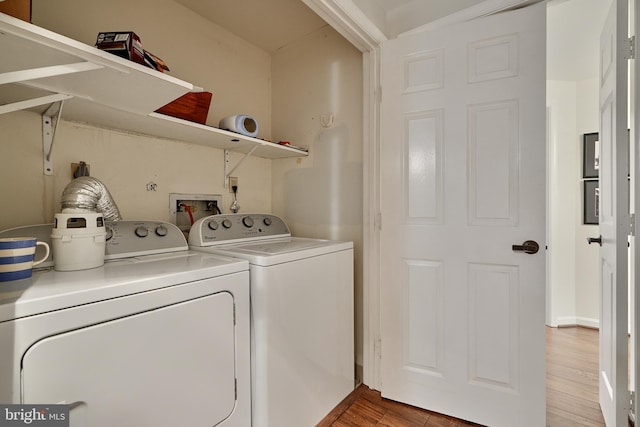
0, 62, 103, 86
0, 61, 98, 174
42, 100, 65, 176
0, 93, 73, 115
0, 61, 97, 115
224, 146, 259, 189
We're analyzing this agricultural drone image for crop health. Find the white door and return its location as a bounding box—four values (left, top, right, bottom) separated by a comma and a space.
633, 0, 640, 421
598, 0, 631, 425
379, 4, 546, 426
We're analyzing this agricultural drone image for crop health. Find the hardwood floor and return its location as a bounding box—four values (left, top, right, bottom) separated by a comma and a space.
317, 384, 481, 427
546, 326, 604, 427
318, 326, 604, 427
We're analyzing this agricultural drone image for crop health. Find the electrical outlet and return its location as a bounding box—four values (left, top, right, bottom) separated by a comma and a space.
71, 162, 90, 178
229, 176, 238, 192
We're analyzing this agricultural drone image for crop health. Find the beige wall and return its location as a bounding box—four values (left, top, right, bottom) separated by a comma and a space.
271, 26, 364, 374
1, 0, 365, 378
0, 0, 275, 229
0, 111, 272, 229
31, 0, 272, 135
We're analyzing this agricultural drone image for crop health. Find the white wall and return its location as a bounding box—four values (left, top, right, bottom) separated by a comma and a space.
270, 26, 364, 377
547, 80, 578, 326
546, 0, 604, 328
546, 78, 600, 328
575, 78, 600, 327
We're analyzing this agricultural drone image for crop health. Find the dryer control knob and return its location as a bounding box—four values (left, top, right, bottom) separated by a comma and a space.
263, 217, 272, 226
135, 226, 149, 238
242, 216, 254, 228
155, 225, 168, 236
208, 220, 219, 231
222, 219, 233, 229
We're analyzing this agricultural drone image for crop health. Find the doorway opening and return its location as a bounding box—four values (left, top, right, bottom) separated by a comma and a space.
546, 0, 610, 425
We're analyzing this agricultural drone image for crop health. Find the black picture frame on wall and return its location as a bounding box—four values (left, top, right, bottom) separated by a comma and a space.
583, 179, 599, 225
583, 132, 599, 178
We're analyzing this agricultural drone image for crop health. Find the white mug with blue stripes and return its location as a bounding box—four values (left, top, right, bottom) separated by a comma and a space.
0, 237, 50, 282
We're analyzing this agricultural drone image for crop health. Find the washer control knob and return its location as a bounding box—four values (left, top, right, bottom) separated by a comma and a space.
207, 220, 219, 231
106, 226, 114, 241
155, 225, 168, 237
242, 216, 254, 228
263, 217, 272, 226
222, 219, 233, 229
135, 226, 149, 238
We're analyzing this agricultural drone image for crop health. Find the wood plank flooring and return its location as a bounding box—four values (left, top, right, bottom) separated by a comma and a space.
318, 326, 604, 427
546, 326, 605, 427
317, 384, 481, 427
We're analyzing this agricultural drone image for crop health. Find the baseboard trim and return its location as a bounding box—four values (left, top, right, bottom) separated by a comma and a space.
553, 316, 599, 329
576, 317, 599, 329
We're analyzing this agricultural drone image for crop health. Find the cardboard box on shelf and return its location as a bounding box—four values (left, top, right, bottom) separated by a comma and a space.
0, 0, 31, 22
95, 31, 145, 66
155, 92, 213, 125
143, 50, 170, 73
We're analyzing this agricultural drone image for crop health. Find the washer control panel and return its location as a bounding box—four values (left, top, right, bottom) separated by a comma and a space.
189, 214, 290, 246
105, 221, 188, 259
0, 221, 189, 267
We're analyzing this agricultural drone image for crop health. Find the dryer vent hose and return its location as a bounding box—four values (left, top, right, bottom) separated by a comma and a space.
60, 176, 122, 221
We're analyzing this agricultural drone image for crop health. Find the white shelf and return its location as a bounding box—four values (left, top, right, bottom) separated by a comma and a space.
0, 12, 308, 160
0, 13, 192, 114
61, 99, 308, 159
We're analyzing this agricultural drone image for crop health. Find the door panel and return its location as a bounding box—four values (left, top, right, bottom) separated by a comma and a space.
467, 263, 519, 391
468, 100, 519, 226
380, 4, 546, 426
598, 1, 630, 425
404, 110, 443, 223
633, 0, 640, 420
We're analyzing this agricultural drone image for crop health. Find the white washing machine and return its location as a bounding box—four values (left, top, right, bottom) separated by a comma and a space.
188, 213, 354, 427
0, 220, 251, 427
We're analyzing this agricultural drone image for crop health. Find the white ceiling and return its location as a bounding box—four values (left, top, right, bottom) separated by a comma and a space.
375, 0, 488, 37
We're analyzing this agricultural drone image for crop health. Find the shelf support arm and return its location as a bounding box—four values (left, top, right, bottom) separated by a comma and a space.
0, 61, 99, 115
42, 100, 65, 176
0, 93, 72, 115
224, 146, 260, 189
0, 62, 103, 85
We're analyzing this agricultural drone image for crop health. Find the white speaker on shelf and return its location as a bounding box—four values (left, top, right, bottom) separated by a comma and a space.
219, 115, 259, 138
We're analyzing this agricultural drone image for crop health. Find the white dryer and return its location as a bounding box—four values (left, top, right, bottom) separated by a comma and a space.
189, 213, 354, 427
0, 220, 251, 427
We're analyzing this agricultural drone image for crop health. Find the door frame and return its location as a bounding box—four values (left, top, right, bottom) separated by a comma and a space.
302, 0, 552, 390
